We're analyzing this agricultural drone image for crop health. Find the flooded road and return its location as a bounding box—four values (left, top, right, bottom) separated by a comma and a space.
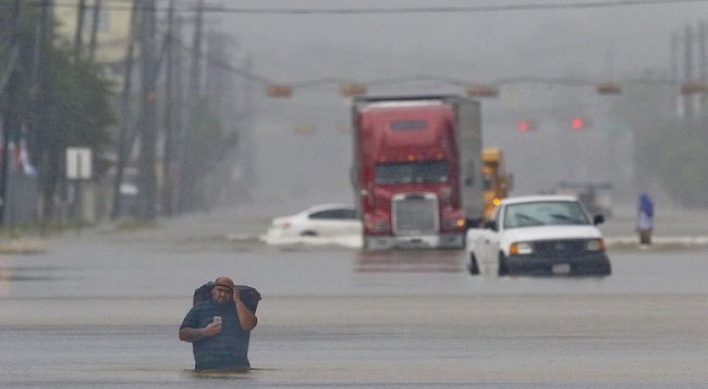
1, 205, 708, 388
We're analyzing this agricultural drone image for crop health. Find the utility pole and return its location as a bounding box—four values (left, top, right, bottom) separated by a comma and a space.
88, 0, 103, 62
0, 0, 23, 225
206, 31, 237, 121
33, 0, 53, 228
172, 15, 185, 214
74, 0, 87, 60
699, 22, 707, 118
672, 32, 681, 117
240, 54, 255, 203
161, 0, 175, 216
205, 30, 234, 207
179, 0, 204, 212
111, 0, 139, 220
189, 0, 204, 110
684, 25, 695, 125
137, 0, 158, 220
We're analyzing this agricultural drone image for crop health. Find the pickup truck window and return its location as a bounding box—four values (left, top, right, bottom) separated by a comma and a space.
504, 201, 590, 229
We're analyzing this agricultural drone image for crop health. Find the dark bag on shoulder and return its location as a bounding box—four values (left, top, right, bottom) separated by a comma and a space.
192, 282, 261, 313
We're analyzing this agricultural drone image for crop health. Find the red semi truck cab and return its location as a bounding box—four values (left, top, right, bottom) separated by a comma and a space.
351, 96, 483, 250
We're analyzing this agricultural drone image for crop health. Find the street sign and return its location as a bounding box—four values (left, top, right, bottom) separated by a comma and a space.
66, 147, 92, 180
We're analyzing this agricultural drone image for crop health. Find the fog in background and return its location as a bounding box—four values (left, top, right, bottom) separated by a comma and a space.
207, 0, 708, 214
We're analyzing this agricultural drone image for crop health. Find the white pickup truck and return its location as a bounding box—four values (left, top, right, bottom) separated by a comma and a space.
465, 195, 611, 277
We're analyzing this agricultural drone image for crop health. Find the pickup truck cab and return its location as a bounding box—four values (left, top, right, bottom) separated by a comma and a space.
466, 195, 611, 277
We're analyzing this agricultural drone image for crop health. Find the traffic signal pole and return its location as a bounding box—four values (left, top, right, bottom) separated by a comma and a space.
161, 0, 176, 216
137, 0, 158, 220
88, 0, 103, 61
0, 0, 23, 226
33, 0, 53, 229
74, 0, 87, 60
178, 0, 204, 213
111, 0, 139, 220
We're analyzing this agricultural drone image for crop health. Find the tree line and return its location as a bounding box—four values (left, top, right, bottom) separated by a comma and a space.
0, 1, 242, 227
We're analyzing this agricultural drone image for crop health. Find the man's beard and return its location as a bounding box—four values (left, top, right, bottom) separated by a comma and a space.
214, 295, 231, 306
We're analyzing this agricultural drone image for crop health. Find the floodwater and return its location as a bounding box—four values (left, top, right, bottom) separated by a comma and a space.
2, 206, 708, 388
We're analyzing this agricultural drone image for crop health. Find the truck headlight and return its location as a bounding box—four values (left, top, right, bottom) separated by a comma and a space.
509, 242, 533, 255
586, 239, 605, 251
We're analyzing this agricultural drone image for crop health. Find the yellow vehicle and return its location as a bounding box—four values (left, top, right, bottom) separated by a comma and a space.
482, 148, 513, 220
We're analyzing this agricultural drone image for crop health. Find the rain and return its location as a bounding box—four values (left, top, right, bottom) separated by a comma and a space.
2, 1, 708, 388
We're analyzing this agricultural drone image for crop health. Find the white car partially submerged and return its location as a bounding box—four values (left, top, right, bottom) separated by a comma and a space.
265, 203, 362, 241
466, 195, 611, 277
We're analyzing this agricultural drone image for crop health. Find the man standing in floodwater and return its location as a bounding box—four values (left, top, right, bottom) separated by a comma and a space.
636, 192, 654, 246
179, 276, 258, 371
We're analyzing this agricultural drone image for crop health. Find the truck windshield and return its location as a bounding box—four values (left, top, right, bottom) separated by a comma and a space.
503, 201, 590, 229
375, 161, 449, 184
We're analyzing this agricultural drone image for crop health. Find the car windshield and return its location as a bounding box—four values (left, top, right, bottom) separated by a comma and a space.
375, 161, 449, 184
503, 201, 590, 229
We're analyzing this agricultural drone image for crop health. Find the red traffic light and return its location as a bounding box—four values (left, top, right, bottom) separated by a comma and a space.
570, 117, 585, 130
516, 120, 536, 132
517, 121, 530, 132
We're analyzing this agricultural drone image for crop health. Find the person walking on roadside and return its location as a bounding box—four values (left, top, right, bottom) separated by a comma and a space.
179, 276, 258, 371
636, 192, 654, 246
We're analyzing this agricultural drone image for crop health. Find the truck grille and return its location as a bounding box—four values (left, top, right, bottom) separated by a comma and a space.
534, 239, 586, 257
392, 194, 439, 235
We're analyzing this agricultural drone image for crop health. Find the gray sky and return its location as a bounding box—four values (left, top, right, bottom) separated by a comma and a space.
210, 0, 708, 210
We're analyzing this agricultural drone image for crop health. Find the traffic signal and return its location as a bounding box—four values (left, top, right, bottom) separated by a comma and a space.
516, 120, 536, 132
596, 82, 622, 95
340, 83, 367, 97
466, 85, 499, 98
265, 85, 293, 98
570, 117, 586, 130
680, 81, 707, 95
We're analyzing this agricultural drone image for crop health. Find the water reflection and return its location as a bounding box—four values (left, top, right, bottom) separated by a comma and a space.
355, 250, 462, 273
189, 369, 251, 380
0, 265, 67, 297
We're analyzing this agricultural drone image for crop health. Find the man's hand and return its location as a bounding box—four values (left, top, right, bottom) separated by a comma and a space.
202, 321, 222, 337
179, 322, 221, 342
232, 288, 258, 331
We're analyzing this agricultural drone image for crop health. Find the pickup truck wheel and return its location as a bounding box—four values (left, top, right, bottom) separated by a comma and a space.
468, 253, 480, 275
498, 252, 509, 276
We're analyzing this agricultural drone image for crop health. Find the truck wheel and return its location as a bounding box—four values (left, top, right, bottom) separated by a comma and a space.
468, 253, 480, 275
498, 252, 509, 276
300, 231, 317, 237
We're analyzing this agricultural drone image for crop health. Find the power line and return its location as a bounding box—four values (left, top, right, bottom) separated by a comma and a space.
40, 0, 708, 15
187, 54, 682, 90
20, 1, 688, 90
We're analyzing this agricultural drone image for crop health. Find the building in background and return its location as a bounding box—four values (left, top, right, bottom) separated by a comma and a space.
54, 1, 133, 81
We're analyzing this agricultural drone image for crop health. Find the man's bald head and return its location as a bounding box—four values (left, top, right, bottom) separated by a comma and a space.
214, 276, 235, 290
212, 276, 235, 305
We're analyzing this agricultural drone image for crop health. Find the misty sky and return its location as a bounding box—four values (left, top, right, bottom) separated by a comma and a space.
207, 0, 708, 210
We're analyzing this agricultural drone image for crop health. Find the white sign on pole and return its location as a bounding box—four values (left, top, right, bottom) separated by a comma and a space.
66, 147, 92, 180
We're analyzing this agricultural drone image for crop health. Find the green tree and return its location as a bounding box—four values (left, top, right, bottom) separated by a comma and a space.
2, 3, 116, 221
